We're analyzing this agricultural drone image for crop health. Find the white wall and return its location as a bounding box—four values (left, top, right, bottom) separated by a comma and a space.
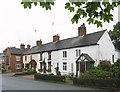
98, 31, 117, 64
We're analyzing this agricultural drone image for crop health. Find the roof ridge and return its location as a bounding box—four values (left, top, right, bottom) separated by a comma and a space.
34, 29, 106, 47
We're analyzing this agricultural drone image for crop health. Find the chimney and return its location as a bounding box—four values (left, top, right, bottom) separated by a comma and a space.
20, 44, 25, 49
53, 34, 60, 42
78, 23, 86, 36
36, 39, 42, 46
27, 44, 30, 49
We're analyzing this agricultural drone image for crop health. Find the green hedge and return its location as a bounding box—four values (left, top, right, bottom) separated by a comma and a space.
14, 70, 37, 76
73, 78, 120, 88
34, 73, 65, 82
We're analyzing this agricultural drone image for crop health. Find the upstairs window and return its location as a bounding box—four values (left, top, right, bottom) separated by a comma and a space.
48, 52, 51, 60
76, 49, 81, 57
63, 51, 67, 58
16, 56, 21, 61
40, 53, 42, 61
25, 56, 27, 61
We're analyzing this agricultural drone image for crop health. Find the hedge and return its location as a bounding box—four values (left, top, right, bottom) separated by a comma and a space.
34, 73, 65, 82
13, 70, 37, 76
73, 78, 120, 88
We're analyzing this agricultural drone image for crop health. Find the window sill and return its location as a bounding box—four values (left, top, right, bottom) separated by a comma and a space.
62, 58, 67, 60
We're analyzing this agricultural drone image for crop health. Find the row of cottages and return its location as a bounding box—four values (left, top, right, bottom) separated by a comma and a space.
23, 23, 119, 76
3, 44, 30, 72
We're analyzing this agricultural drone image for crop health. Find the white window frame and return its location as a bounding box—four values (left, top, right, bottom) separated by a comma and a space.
63, 51, 67, 58
16, 64, 21, 69
76, 49, 81, 57
63, 62, 67, 71
16, 56, 21, 61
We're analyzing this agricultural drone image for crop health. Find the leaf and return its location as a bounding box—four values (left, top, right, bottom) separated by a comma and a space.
65, 2, 70, 9
34, 2, 37, 6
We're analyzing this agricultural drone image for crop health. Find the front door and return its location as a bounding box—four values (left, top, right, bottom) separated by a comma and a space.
80, 62, 85, 73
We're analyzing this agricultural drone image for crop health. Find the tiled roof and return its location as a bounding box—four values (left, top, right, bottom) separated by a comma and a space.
24, 30, 106, 55
9, 47, 26, 55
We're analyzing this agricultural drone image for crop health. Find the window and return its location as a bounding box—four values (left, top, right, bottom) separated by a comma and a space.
40, 53, 42, 61
48, 62, 51, 70
63, 51, 67, 58
71, 63, 73, 72
40, 62, 42, 69
76, 49, 81, 57
25, 56, 27, 61
16, 56, 21, 61
30, 55, 32, 60
48, 52, 51, 60
16, 64, 21, 69
112, 55, 114, 63
63, 62, 67, 71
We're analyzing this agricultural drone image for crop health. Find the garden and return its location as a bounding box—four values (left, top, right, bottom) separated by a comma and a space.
73, 59, 120, 89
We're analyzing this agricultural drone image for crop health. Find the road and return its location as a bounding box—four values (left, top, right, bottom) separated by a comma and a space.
1, 74, 114, 91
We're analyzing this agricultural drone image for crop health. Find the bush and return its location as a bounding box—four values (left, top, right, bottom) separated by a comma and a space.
73, 77, 120, 88
34, 73, 65, 82
8, 66, 11, 70
1, 68, 6, 73
98, 60, 112, 71
80, 66, 110, 79
14, 69, 37, 76
112, 59, 120, 78
25, 63, 29, 69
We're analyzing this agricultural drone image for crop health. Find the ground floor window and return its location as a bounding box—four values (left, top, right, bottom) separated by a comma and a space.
40, 62, 42, 69
63, 62, 67, 71
16, 64, 21, 69
71, 63, 74, 72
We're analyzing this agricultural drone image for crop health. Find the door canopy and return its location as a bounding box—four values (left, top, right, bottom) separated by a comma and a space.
76, 53, 95, 63
30, 59, 37, 65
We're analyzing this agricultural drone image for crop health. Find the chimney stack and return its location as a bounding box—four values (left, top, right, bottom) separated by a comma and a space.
53, 34, 60, 42
36, 39, 42, 46
78, 23, 86, 36
20, 44, 25, 49
27, 44, 30, 49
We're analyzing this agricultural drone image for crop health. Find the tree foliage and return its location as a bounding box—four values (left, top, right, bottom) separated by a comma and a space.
21, 0, 120, 28
109, 22, 120, 50
112, 59, 120, 79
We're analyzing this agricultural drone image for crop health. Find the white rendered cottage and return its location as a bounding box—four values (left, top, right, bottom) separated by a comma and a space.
23, 23, 119, 76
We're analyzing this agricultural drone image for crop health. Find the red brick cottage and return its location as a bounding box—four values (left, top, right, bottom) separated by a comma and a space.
4, 44, 30, 72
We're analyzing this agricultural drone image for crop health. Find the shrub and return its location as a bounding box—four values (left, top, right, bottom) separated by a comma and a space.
112, 59, 120, 78
8, 66, 11, 70
14, 69, 37, 76
98, 60, 112, 71
80, 66, 110, 79
73, 77, 120, 88
1, 68, 6, 73
34, 73, 65, 82
25, 63, 29, 69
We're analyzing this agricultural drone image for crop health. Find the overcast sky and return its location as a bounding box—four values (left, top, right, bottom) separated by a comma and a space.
0, 0, 119, 52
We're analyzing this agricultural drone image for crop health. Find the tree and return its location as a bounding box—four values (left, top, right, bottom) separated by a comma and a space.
21, 0, 120, 27
112, 59, 120, 78
109, 22, 120, 50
